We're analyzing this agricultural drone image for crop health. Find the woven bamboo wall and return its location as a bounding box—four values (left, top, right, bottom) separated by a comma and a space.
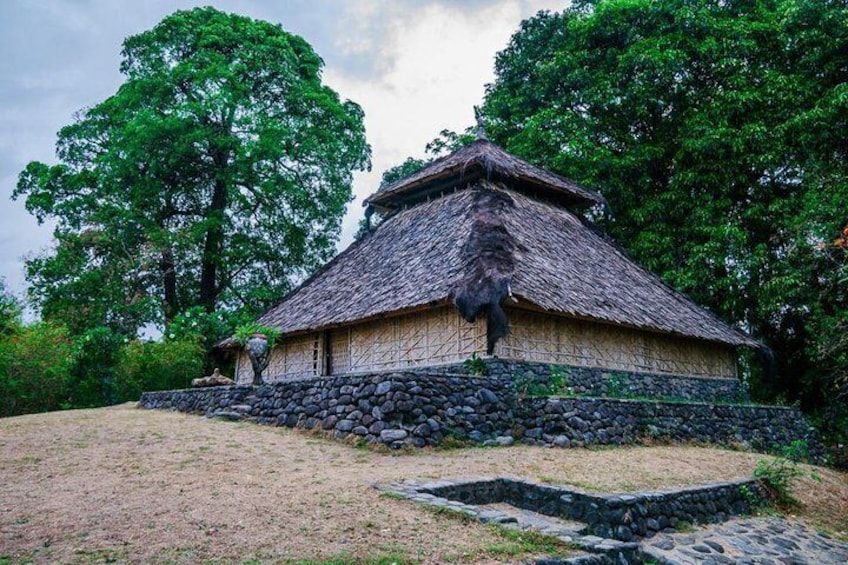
235, 350, 251, 384
235, 333, 323, 384
329, 306, 487, 375
496, 309, 736, 378
236, 306, 735, 381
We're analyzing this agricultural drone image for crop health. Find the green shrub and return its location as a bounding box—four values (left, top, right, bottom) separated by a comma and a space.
514, 366, 572, 397
0, 321, 75, 417
548, 365, 572, 394
68, 326, 124, 408
605, 372, 631, 398
167, 307, 253, 373
754, 440, 821, 507
463, 352, 487, 376
233, 323, 281, 348
116, 337, 205, 400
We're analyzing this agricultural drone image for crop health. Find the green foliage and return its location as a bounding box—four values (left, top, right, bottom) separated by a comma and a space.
482, 0, 847, 441
604, 373, 631, 398
0, 321, 75, 417
379, 157, 431, 188
675, 521, 695, 533
167, 306, 253, 372
0, 318, 207, 415
738, 483, 760, 510
68, 327, 125, 408
424, 128, 475, 156
115, 337, 205, 399
462, 352, 487, 376
234, 323, 281, 349
0, 279, 22, 337
754, 440, 820, 507
548, 365, 571, 395
14, 7, 371, 336
514, 366, 572, 397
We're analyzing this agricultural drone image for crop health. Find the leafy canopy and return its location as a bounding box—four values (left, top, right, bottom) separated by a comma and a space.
15, 7, 371, 335
482, 0, 847, 423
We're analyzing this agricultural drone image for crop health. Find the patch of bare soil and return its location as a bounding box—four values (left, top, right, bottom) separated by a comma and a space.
0, 404, 845, 564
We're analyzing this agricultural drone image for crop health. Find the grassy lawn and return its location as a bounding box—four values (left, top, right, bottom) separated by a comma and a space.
0, 404, 845, 564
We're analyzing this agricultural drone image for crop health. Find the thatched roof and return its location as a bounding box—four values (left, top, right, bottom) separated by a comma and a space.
365, 139, 605, 211
258, 182, 756, 347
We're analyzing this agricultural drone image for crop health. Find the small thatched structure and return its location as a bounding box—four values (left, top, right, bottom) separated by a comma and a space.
231, 139, 755, 383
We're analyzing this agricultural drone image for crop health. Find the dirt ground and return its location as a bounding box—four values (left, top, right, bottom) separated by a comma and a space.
1, 404, 845, 564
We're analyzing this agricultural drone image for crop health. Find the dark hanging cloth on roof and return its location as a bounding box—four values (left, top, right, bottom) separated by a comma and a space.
453, 188, 520, 354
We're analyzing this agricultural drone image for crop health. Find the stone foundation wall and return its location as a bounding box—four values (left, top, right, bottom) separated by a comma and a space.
139, 371, 821, 458
404, 359, 748, 403
140, 373, 514, 448
517, 397, 821, 455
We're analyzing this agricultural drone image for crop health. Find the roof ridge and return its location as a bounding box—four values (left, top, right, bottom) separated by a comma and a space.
365, 139, 604, 210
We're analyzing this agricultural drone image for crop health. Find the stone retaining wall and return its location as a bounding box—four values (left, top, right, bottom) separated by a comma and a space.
405, 359, 748, 403
140, 373, 514, 447
517, 396, 822, 456
139, 371, 822, 457
414, 477, 767, 541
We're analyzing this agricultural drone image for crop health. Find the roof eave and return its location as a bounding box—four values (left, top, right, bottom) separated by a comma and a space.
366, 168, 602, 211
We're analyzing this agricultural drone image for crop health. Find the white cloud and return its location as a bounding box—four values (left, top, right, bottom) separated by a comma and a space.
322, 0, 564, 245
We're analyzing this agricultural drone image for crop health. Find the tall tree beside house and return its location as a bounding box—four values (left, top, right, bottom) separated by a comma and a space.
15, 7, 371, 335
479, 0, 847, 426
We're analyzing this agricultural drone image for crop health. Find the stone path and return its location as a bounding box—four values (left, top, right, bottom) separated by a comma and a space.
643, 517, 848, 565
476, 502, 587, 536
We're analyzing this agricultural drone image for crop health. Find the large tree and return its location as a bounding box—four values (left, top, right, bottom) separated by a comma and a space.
15, 7, 370, 334
482, 0, 846, 415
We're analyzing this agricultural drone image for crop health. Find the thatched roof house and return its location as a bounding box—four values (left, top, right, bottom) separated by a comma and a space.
233, 138, 755, 384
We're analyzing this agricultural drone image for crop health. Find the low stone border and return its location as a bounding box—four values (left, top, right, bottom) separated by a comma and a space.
375, 478, 639, 564
378, 476, 767, 563
395, 477, 767, 541
379, 478, 847, 565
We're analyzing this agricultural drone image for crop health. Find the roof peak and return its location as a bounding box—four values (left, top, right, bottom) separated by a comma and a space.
365, 136, 605, 212
474, 105, 487, 141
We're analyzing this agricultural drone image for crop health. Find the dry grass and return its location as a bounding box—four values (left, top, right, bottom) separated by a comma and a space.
0, 404, 845, 564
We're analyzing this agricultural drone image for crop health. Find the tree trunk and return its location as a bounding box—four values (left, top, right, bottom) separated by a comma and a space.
161, 247, 179, 324
199, 175, 227, 313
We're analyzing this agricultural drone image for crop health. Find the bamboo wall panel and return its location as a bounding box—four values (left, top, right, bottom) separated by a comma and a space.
330, 306, 486, 374
267, 333, 323, 381
235, 350, 252, 384
497, 309, 736, 378
330, 329, 351, 376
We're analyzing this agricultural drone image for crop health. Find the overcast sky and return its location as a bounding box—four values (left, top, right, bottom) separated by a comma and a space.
0, 0, 564, 304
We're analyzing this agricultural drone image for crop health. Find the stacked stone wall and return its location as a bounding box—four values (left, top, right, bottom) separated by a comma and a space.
516, 396, 820, 455
404, 359, 749, 403
139, 370, 821, 458
140, 373, 513, 448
